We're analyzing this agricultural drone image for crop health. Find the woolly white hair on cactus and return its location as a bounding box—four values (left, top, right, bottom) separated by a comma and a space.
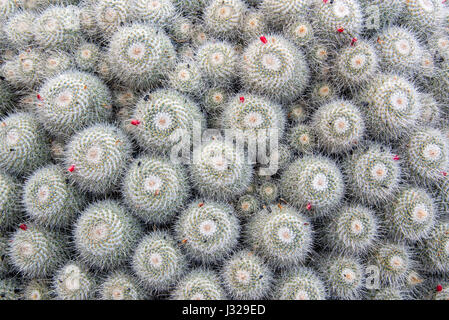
122, 155, 190, 224
220, 93, 286, 141
273, 267, 326, 300
280, 155, 345, 217
203, 0, 247, 39
196, 41, 239, 88
23, 164, 84, 229
0, 112, 51, 176
74, 200, 143, 270
317, 254, 365, 300
8, 223, 67, 278
53, 262, 96, 300
359, 74, 422, 142
189, 140, 253, 201
129, 89, 206, 154
171, 269, 226, 300
311, 99, 365, 154
385, 187, 437, 242
132, 231, 187, 292
325, 204, 379, 255
246, 204, 313, 268
36, 71, 113, 137
107, 23, 176, 89
240, 34, 310, 103
221, 250, 273, 300
402, 127, 449, 185
64, 124, 133, 194
174, 200, 240, 264
99, 270, 148, 300
344, 143, 401, 207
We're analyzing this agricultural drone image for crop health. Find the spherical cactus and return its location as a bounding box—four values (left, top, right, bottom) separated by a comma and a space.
171, 269, 226, 300
360, 74, 421, 142
318, 254, 364, 300
203, 0, 246, 39
196, 41, 239, 87
273, 267, 326, 300
280, 155, 345, 217
241, 34, 310, 103
122, 155, 190, 224
132, 231, 187, 292
189, 140, 253, 201
419, 222, 449, 273
241, 10, 267, 43
311, 99, 365, 154
130, 0, 176, 27
74, 200, 143, 270
42, 50, 74, 79
53, 262, 96, 300
23, 165, 83, 229
1, 49, 45, 89
99, 270, 148, 300
287, 102, 308, 124
261, 0, 310, 27
0, 112, 50, 176
220, 93, 286, 140
236, 194, 259, 218
288, 124, 317, 154
22, 279, 52, 300
309, 80, 338, 107
0, 278, 22, 300
344, 143, 401, 207
284, 18, 314, 48
64, 124, 132, 194
4, 10, 36, 48
375, 26, 423, 74
9, 223, 67, 278
368, 287, 404, 300
74, 42, 101, 72
333, 40, 378, 87
247, 204, 313, 267
402, 0, 445, 36
385, 187, 437, 242
168, 17, 194, 43
33, 5, 82, 49
257, 180, 279, 203
107, 23, 176, 89
168, 60, 204, 97
203, 87, 230, 115
36, 71, 113, 137
402, 127, 449, 185
175, 200, 239, 264
221, 250, 273, 299
313, 0, 363, 45
370, 243, 412, 285
0, 171, 21, 230
129, 89, 206, 154
325, 204, 379, 255
93, 0, 131, 37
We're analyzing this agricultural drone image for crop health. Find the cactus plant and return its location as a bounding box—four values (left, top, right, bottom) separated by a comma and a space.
171, 269, 226, 300
122, 155, 190, 224
273, 267, 326, 300
74, 200, 143, 270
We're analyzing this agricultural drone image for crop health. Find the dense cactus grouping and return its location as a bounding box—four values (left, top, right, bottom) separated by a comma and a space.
0, 0, 448, 301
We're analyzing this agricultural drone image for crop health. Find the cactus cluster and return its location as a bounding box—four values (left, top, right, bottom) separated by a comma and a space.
0, 0, 448, 301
